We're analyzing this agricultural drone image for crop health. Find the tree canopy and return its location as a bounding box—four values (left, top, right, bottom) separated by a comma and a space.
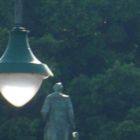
0, 0, 140, 140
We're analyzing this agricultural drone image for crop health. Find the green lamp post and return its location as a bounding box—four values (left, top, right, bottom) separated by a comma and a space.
0, 0, 53, 107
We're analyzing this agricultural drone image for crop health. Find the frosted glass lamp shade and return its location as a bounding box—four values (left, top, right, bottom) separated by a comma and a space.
0, 74, 44, 107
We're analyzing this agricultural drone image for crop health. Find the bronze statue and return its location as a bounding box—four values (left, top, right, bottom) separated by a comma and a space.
41, 82, 75, 140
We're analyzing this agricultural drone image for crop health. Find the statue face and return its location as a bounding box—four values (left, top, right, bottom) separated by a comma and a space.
53, 82, 63, 92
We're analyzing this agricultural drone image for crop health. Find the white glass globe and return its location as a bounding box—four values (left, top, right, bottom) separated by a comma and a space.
0, 74, 44, 107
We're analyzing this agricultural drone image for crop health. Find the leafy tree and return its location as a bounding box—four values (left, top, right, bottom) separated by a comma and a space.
91, 62, 140, 120
0, 0, 140, 140
116, 120, 140, 140
0, 117, 40, 140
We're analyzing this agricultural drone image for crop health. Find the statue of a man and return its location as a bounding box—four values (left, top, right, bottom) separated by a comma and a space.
41, 82, 75, 140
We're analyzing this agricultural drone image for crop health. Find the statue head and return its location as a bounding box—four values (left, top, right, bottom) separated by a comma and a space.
53, 82, 63, 92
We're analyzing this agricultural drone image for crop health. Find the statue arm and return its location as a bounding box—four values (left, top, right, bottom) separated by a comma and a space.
67, 97, 75, 130
41, 96, 50, 121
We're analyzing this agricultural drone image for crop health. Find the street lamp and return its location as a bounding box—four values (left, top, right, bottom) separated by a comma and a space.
0, 0, 53, 107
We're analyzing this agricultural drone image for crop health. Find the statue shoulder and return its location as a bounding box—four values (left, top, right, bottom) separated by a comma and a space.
61, 94, 69, 98
46, 93, 54, 99
47, 93, 70, 99
47, 93, 55, 98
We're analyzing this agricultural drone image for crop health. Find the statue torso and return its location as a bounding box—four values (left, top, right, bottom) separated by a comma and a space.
47, 93, 70, 125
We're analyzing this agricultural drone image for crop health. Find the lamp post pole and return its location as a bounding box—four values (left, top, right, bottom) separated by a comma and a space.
15, 0, 23, 27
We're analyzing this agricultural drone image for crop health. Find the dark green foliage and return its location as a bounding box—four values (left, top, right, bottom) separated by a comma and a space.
0, 117, 40, 140
91, 63, 140, 120
0, 0, 140, 140
67, 63, 140, 140
116, 120, 140, 140
0, 0, 14, 28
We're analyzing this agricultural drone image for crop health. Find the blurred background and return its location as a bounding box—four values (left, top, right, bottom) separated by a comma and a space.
0, 0, 140, 140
